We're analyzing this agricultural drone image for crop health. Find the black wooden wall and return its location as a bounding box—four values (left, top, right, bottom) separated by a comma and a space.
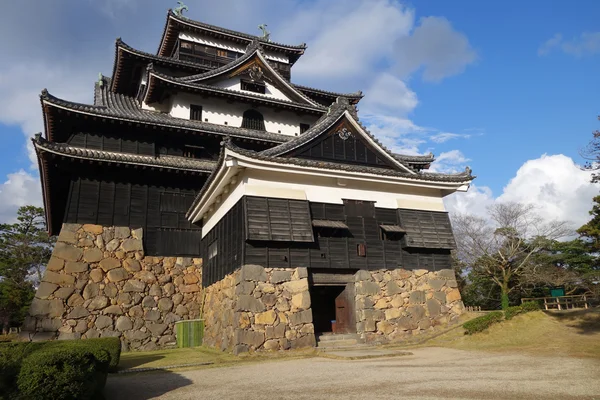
201, 195, 455, 286
62, 165, 205, 257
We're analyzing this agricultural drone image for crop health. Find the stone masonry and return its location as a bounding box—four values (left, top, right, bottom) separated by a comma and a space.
202, 265, 316, 354
22, 223, 203, 351
354, 268, 464, 343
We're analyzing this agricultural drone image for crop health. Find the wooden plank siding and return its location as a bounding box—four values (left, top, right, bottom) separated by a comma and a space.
63, 175, 202, 257
397, 209, 456, 250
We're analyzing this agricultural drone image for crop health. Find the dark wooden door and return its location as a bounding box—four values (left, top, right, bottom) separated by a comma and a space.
334, 283, 356, 334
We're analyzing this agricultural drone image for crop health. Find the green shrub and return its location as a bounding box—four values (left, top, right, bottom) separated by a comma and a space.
521, 301, 540, 312
0, 342, 31, 400
463, 311, 504, 335
54, 337, 121, 373
504, 305, 523, 320
17, 347, 109, 400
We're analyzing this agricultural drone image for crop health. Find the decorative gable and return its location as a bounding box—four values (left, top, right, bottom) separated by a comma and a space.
290, 119, 397, 168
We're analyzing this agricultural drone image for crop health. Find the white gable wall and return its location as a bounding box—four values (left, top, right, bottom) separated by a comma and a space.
168, 93, 317, 136
210, 76, 292, 102
200, 168, 447, 237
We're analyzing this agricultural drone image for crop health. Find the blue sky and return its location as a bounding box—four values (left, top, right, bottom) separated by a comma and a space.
0, 0, 598, 226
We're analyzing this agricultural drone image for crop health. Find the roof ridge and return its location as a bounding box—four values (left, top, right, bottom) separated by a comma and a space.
146, 66, 326, 112
167, 10, 307, 51
293, 84, 363, 99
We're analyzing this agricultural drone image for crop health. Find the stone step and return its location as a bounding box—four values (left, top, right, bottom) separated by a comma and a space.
316, 339, 360, 348
316, 333, 361, 342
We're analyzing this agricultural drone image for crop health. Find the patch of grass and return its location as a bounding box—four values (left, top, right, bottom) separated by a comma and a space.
118, 346, 317, 372
426, 309, 600, 358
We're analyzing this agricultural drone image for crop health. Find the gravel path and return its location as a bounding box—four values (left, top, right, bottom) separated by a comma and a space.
105, 347, 600, 400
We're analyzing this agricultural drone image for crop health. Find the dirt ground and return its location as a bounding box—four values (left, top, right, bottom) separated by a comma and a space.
104, 347, 600, 400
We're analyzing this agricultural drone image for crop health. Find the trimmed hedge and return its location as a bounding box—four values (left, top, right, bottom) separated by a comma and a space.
503, 306, 523, 320
463, 311, 504, 335
0, 337, 121, 400
17, 347, 109, 400
520, 301, 540, 312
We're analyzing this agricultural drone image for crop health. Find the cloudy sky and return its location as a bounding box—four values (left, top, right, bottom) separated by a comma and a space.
0, 0, 598, 228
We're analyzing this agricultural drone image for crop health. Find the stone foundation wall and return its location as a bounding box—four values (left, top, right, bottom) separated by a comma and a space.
354, 268, 464, 343
23, 223, 203, 351
202, 265, 316, 354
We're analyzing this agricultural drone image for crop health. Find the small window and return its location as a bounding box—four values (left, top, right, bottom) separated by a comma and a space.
300, 123, 310, 134
180, 41, 193, 52
241, 80, 266, 94
241, 109, 266, 131
357, 243, 367, 257
203, 46, 215, 55
183, 145, 204, 159
216, 49, 228, 58
190, 105, 203, 121
208, 240, 218, 260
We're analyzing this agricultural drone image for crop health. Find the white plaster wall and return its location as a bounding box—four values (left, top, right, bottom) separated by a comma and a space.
168, 93, 317, 136
210, 77, 292, 102
200, 168, 447, 237
179, 32, 289, 63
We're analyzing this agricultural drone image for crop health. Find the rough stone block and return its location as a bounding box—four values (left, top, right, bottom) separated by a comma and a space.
116, 316, 133, 331
385, 308, 402, 320
263, 339, 280, 351
107, 268, 129, 282
48, 299, 65, 318
355, 270, 372, 282
429, 279, 446, 291
125, 330, 150, 341
83, 282, 99, 300
239, 264, 267, 282
426, 299, 441, 317
438, 269, 456, 279
377, 320, 394, 335
397, 316, 417, 331
95, 315, 113, 330
289, 309, 312, 326
434, 291, 447, 304
255, 310, 277, 325
407, 305, 426, 320
105, 239, 120, 252
271, 270, 292, 283
104, 305, 123, 315
44, 270, 75, 285
123, 279, 146, 292
236, 295, 266, 313
40, 317, 62, 332
145, 310, 161, 321
290, 334, 316, 349
29, 298, 50, 316
386, 281, 405, 295
67, 293, 85, 307
36, 282, 58, 299
357, 296, 375, 309
57, 229, 77, 244
88, 296, 109, 311
82, 224, 103, 235
121, 238, 143, 252
123, 259, 141, 273
46, 257, 64, 271
31, 332, 57, 342
99, 258, 121, 272
53, 242, 83, 262
114, 227, 131, 239
83, 248, 103, 263
418, 319, 432, 330
447, 280, 458, 288
235, 329, 265, 348
158, 298, 174, 312
356, 281, 380, 296
58, 332, 81, 341
409, 291, 426, 304
233, 344, 249, 355
65, 261, 88, 274
89, 268, 104, 283
282, 278, 309, 295
147, 323, 168, 337
446, 288, 461, 302
179, 284, 200, 293
291, 291, 311, 310
266, 323, 286, 339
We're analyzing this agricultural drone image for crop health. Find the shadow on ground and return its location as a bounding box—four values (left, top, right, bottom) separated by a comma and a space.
118, 354, 165, 370
545, 308, 600, 335
105, 370, 193, 400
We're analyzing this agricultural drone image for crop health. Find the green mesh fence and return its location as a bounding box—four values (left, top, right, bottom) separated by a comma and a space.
175, 319, 204, 348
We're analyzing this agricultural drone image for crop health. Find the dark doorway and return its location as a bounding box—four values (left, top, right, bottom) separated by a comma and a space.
310, 284, 356, 334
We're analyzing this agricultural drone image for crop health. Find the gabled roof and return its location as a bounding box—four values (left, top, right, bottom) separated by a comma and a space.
260, 97, 416, 174
158, 10, 306, 63
110, 38, 211, 96
186, 139, 475, 223
40, 88, 290, 145
143, 65, 326, 114
169, 41, 323, 108
292, 84, 363, 106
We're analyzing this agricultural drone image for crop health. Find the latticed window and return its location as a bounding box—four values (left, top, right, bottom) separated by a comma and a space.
241, 109, 266, 131
190, 105, 202, 121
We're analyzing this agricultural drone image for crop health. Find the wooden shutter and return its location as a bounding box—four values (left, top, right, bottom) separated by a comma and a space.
244, 197, 314, 242
397, 209, 455, 249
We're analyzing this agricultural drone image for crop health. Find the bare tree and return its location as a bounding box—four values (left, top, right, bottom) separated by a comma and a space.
453, 202, 572, 309
581, 117, 600, 182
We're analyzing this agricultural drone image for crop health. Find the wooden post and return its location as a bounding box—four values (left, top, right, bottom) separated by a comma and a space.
544, 297, 548, 311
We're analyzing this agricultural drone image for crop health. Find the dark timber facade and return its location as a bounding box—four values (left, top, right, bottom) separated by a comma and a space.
30, 7, 474, 350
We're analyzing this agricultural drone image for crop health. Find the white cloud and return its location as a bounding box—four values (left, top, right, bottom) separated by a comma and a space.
538, 32, 600, 57
0, 170, 42, 223
429, 150, 470, 173
393, 16, 477, 82
430, 132, 471, 143
445, 154, 598, 228
291, 0, 414, 82
361, 73, 419, 116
